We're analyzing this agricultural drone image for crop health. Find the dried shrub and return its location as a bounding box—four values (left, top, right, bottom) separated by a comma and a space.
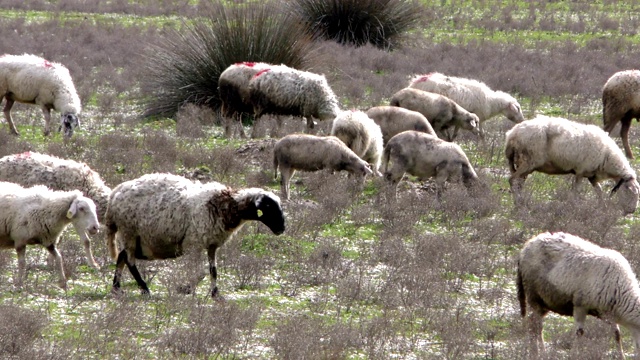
141, 0, 315, 119
0, 304, 47, 358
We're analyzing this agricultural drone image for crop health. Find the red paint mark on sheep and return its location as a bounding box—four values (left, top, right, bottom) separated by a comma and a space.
254, 69, 271, 78
237, 62, 257, 67
414, 73, 436, 83
43, 60, 54, 68
15, 151, 32, 159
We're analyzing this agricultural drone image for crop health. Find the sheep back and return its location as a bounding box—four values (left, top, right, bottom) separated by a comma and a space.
0, 152, 111, 222
603, 70, 640, 133
249, 65, 340, 121
409, 72, 524, 124
330, 110, 384, 174
365, 105, 436, 144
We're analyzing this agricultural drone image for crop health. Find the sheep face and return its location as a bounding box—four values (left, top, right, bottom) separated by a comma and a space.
505, 101, 525, 123
255, 193, 286, 235
59, 113, 79, 138
68, 196, 100, 235
463, 113, 481, 135
612, 178, 640, 215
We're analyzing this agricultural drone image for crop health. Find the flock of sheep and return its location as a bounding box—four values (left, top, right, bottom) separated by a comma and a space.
3, 53, 640, 357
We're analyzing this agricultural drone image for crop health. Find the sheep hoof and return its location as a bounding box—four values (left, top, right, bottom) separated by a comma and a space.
576, 328, 584, 336
176, 284, 194, 295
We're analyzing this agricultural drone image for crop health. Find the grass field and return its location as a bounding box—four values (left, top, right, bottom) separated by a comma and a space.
1, 0, 640, 358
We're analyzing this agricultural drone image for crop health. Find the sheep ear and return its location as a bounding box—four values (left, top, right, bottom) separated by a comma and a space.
67, 199, 78, 219
509, 103, 520, 112
253, 194, 264, 217
610, 179, 625, 195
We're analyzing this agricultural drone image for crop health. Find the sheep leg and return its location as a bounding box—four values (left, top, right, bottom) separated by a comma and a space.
573, 307, 587, 337
73, 224, 100, 269
112, 249, 149, 295
620, 118, 634, 159
207, 245, 219, 298
3, 97, 18, 135
279, 167, 294, 200
42, 107, 52, 136
15, 245, 26, 287
46, 244, 67, 290
610, 323, 624, 360
434, 162, 450, 201
587, 176, 603, 198
527, 312, 545, 357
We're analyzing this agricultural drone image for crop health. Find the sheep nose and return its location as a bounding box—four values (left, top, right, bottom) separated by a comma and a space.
87, 225, 99, 235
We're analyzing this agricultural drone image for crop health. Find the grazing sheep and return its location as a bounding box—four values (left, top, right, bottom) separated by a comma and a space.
390, 88, 480, 141
273, 133, 374, 200
602, 69, 640, 159
249, 65, 341, 132
218, 62, 273, 138
0, 151, 112, 269
382, 130, 484, 198
365, 105, 437, 144
409, 72, 525, 133
105, 173, 286, 297
330, 110, 384, 176
505, 115, 640, 214
0, 54, 81, 138
517, 231, 640, 358
0, 182, 99, 289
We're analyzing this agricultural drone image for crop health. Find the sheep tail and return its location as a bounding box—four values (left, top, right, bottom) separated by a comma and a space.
382, 144, 391, 173
389, 97, 400, 107
273, 154, 279, 180
106, 220, 118, 260
516, 264, 526, 317
505, 144, 517, 173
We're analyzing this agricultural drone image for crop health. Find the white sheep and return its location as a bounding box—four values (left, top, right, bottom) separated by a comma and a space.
602, 69, 640, 159
390, 88, 480, 141
105, 173, 286, 297
382, 130, 485, 199
248, 65, 341, 131
517, 231, 640, 358
0, 151, 112, 269
273, 133, 374, 200
218, 61, 273, 138
330, 110, 384, 176
0, 54, 81, 138
409, 72, 524, 133
505, 115, 640, 214
0, 182, 99, 289
365, 105, 437, 145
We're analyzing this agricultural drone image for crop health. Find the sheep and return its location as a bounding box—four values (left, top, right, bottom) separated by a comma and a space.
408, 72, 525, 134
381, 130, 485, 199
0, 53, 81, 138
330, 110, 384, 176
365, 105, 437, 145
0, 182, 99, 290
517, 231, 640, 359
602, 69, 640, 159
389, 87, 480, 141
105, 173, 286, 297
273, 133, 374, 200
505, 115, 640, 214
249, 64, 341, 132
0, 151, 112, 269
218, 62, 273, 138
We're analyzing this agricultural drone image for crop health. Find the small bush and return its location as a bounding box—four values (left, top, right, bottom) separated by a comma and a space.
290, 0, 424, 49
141, 0, 315, 119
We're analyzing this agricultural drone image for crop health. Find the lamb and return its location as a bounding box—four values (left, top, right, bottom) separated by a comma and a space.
505, 115, 640, 214
0, 182, 99, 289
249, 64, 341, 131
0, 151, 112, 269
330, 110, 384, 176
408, 72, 525, 133
273, 133, 374, 200
105, 173, 286, 297
517, 231, 640, 358
218, 62, 273, 138
602, 70, 640, 159
389, 88, 480, 141
382, 130, 485, 198
0, 54, 81, 138
365, 105, 437, 145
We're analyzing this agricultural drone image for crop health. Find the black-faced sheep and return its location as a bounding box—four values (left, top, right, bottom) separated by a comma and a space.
409, 72, 525, 133
365, 105, 437, 145
218, 62, 272, 138
0, 182, 99, 289
518, 231, 640, 358
0, 151, 112, 269
505, 115, 640, 214
382, 130, 485, 199
249, 65, 341, 132
390, 88, 480, 141
0, 54, 81, 138
273, 133, 374, 200
602, 69, 640, 159
105, 173, 286, 297
330, 110, 384, 176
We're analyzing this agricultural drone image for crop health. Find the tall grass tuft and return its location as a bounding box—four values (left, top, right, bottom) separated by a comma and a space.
289, 0, 424, 50
141, 1, 315, 119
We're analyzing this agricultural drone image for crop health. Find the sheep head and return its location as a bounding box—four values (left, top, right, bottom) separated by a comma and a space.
59, 113, 80, 138
611, 177, 640, 215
